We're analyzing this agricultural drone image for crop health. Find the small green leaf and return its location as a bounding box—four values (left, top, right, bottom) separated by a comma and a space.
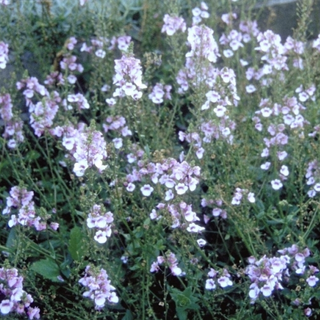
122, 309, 133, 320
68, 226, 84, 261
176, 307, 188, 320
31, 259, 61, 282
6, 228, 17, 250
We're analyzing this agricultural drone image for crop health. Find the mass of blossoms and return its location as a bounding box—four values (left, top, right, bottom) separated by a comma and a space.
78, 266, 119, 309
1, 0, 320, 319
0, 267, 40, 319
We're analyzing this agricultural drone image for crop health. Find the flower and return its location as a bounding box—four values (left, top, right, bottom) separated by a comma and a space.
113, 54, 147, 100
186, 25, 219, 63
271, 179, 283, 190
0, 41, 9, 69
306, 275, 319, 287
140, 184, 154, 197
79, 266, 118, 309
161, 14, 186, 36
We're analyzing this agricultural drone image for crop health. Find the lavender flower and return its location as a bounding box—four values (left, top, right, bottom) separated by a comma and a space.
86, 205, 114, 244
79, 265, 119, 309
2, 186, 57, 231
0, 41, 9, 69
161, 14, 186, 36
0, 267, 40, 319
113, 53, 146, 100
186, 25, 219, 63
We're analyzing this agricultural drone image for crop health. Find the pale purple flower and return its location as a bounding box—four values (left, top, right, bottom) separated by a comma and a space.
140, 184, 154, 197
126, 183, 136, 192
113, 137, 123, 149
205, 279, 216, 290
247, 192, 256, 203
197, 239, 207, 247
249, 283, 260, 302
261, 107, 272, 117
175, 183, 188, 195
94, 230, 108, 244
305, 308, 312, 317
261, 148, 269, 157
213, 105, 227, 117
161, 14, 186, 36
186, 223, 205, 233
306, 275, 319, 287
218, 276, 233, 288
280, 165, 289, 177
223, 49, 234, 58
271, 179, 283, 190
186, 25, 219, 63
246, 84, 256, 93
0, 41, 9, 69
277, 151, 288, 161
261, 284, 273, 297
314, 183, 320, 192
79, 266, 118, 308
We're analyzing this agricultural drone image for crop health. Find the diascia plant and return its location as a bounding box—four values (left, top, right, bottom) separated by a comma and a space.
1, 0, 320, 319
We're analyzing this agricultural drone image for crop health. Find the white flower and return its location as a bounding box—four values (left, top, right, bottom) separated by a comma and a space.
280, 165, 289, 177
271, 179, 283, 190
140, 184, 154, 197
306, 276, 319, 287
197, 239, 207, 247
205, 279, 216, 290
247, 192, 256, 203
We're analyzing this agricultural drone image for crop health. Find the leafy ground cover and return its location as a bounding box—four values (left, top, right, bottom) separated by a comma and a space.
1, 0, 320, 319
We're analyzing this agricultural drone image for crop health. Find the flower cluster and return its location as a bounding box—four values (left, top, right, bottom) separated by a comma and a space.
29, 92, 61, 137
161, 14, 186, 36
246, 245, 319, 304
150, 251, 184, 276
201, 197, 227, 221
205, 268, 233, 290
103, 115, 132, 149
2, 186, 58, 231
150, 201, 205, 232
86, 205, 114, 244
0, 41, 9, 69
186, 25, 219, 63
61, 124, 108, 176
0, 267, 40, 319
0, 93, 12, 122
113, 53, 147, 100
255, 29, 288, 72
231, 188, 255, 205
200, 67, 239, 111
191, 2, 209, 25
305, 160, 320, 198
60, 54, 84, 74
148, 83, 172, 104
65, 93, 90, 111
219, 18, 260, 59
17, 76, 47, 107
78, 265, 119, 309
252, 94, 309, 190
0, 93, 24, 148
125, 158, 201, 199
81, 35, 131, 57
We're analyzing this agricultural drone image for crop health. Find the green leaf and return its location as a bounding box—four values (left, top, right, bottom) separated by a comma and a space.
6, 228, 17, 250
122, 309, 133, 320
176, 307, 188, 320
31, 258, 62, 282
68, 226, 84, 261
